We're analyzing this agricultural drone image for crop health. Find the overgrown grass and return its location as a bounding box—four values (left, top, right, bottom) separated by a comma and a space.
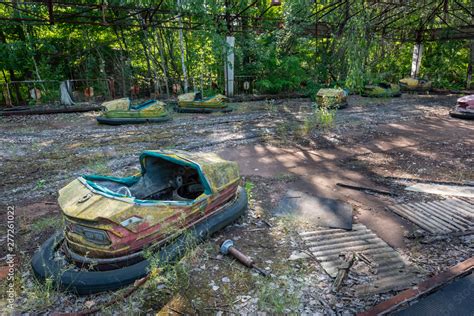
257, 278, 300, 313
244, 180, 255, 209
264, 99, 277, 112
275, 107, 336, 142
20, 277, 56, 311
302, 107, 337, 134
30, 216, 63, 233
35, 179, 46, 189
87, 160, 111, 174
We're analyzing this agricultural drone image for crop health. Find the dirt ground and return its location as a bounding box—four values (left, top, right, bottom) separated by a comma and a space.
0, 94, 473, 314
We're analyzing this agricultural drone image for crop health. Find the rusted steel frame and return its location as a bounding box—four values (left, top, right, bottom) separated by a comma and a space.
453, 0, 474, 18
368, 3, 399, 24
308, 0, 345, 19
53, 7, 96, 23
358, 257, 474, 316
373, 0, 437, 29
448, 9, 471, 25
0, 1, 47, 21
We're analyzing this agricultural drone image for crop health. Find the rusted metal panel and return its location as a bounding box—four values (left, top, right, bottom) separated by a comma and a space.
387, 198, 474, 234
300, 224, 421, 296
358, 257, 474, 316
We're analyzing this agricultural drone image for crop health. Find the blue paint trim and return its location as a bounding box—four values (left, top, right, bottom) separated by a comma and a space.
129, 100, 157, 110
83, 174, 140, 186
78, 151, 213, 206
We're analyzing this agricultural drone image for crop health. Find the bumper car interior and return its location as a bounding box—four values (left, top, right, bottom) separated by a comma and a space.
87, 157, 205, 201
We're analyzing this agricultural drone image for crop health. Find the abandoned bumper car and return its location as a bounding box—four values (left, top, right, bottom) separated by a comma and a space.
399, 77, 432, 92
316, 88, 348, 109
362, 82, 401, 97
96, 98, 171, 125
176, 92, 231, 113
32, 150, 247, 294
450, 94, 474, 120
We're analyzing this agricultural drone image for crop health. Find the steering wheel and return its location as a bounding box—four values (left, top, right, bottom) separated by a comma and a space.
116, 186, 132, 197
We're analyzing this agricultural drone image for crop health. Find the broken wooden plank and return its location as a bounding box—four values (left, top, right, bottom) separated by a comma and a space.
336, 183, 396, 196
332, 252, 355, 291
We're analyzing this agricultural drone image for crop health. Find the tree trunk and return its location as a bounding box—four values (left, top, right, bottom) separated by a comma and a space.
468, 41, 473, 89
467, 0, 474, 89
177, 0, 189, 93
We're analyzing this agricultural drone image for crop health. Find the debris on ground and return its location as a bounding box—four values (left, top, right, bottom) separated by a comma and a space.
2, 95, 472, 314
360, 257, 474, 316
273, 189, 353, 229
332, 252, 356, 291
387, 198, 473, 234
220, 239, 270, 276
337, 182, 396, 196
299, 224, 422, 296
405, 183, 474, 197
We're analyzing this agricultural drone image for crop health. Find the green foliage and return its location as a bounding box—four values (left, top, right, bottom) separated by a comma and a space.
342, 19, 369, 93
0, 0, 472, 106
244, 181, 254, 201
301, 107, 336, 135
256, 56, 308, 94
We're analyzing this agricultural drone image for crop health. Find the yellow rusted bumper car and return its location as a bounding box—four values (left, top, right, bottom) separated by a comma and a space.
32, 150, 247, 294
176, 92, 231, 113
97, 98, 171, 125
399, 77, 432, 92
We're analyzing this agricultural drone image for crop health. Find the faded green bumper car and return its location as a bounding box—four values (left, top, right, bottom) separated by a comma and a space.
31, 150, 247, 294
316, 88, 348, 109
97, 98, 171, 125
362, 83, 401, 97
176, 92, 231, 113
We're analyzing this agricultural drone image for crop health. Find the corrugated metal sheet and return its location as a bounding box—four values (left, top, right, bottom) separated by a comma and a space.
387, 198, 474, 234
456, 197, 474, 205
300, 224, 420, 296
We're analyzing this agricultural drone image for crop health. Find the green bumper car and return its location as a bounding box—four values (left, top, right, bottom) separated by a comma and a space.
316, 88, 348, 109
176, 92, 231, 113
362, 83, 401, 97
97, 98, 171, 125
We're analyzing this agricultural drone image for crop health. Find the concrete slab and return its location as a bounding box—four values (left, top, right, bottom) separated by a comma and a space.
273, 189, 353, 229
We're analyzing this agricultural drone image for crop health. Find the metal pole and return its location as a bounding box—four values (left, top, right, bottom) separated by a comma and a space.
410, 42, 423, 78
225, 35, 235, 97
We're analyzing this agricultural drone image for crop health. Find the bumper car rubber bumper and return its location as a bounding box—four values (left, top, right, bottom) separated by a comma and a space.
175, 106, 232, 114
449, 110, 474, 120
96, 115, 172, 125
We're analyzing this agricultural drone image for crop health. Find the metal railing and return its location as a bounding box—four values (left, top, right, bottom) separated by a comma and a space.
0, 75, 257, 107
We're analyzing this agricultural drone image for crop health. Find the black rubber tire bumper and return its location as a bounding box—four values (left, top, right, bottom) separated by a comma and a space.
449, 110, 474, 120
96, 115, 172, 125
31, 186, 247, 295
175, 106, 232, 114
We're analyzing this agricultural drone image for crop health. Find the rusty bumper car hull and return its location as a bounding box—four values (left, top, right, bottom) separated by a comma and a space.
399, 77, 432, 92
31, 186, 247, 294
97, 99, 171, 125
176, 92, 231, 113
450, 95, 474, 120
361, 83, 401, 97
316, 88, 348, 109
31, 150, 247, 294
